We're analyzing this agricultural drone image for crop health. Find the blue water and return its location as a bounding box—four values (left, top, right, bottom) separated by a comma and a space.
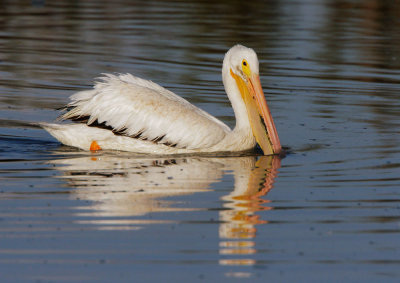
0, 1, 399, 282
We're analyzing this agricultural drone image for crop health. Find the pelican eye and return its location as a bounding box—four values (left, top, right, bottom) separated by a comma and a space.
241, 59, 251, 76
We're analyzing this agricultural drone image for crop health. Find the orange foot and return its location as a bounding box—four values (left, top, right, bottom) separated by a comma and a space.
90, 140, 102, 151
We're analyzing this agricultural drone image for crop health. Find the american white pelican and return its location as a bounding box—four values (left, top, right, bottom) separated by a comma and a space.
42, 45, 281, 155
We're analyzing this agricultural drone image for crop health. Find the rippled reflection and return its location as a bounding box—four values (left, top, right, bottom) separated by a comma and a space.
51, 153, 224, 227
219, 156, 280, 266
50, 153, 279, 263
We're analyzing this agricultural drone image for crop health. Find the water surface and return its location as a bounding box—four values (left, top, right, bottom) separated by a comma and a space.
1, 1, 399, 282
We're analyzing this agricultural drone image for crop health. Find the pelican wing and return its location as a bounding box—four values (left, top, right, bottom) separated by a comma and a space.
59, 73, 230, 149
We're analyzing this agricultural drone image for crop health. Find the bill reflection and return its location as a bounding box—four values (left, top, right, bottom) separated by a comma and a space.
219, 156, 280, 266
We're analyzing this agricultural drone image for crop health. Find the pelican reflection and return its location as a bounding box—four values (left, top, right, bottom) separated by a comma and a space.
50, 152, 280, 263
50, 153, 224, 223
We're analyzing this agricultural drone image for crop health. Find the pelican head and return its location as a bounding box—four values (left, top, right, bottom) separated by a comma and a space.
222, 44, 281, 155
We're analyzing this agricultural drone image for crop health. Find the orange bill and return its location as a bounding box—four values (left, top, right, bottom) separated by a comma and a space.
231, 70, 282, 155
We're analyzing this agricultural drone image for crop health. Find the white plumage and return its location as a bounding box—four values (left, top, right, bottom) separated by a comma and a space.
61, 73, 230, 149
42, 45, 281, 155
